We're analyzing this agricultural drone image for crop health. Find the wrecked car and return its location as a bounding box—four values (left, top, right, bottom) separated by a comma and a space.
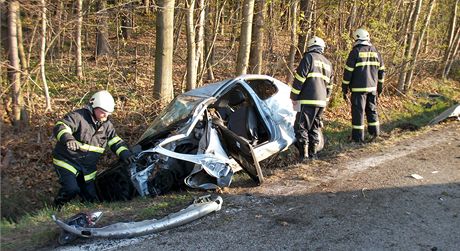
96, 74, 324, 201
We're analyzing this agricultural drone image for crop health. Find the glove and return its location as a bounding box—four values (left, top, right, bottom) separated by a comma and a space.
342, 93, 349, 102
66, 140, 80, 151
122, 154, 136, 165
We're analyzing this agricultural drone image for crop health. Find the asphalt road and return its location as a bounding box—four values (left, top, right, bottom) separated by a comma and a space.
54, 122, 460, 251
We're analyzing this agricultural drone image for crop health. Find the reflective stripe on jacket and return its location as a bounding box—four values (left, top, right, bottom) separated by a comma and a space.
290, 47, 334, 107
52, 106, 130, 178
342, 43, 385, 93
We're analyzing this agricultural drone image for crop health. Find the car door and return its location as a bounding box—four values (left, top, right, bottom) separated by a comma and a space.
214, 121, 264, 184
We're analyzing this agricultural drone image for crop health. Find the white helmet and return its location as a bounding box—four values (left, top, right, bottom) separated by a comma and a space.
90, 90, 115, 113
307, 36, 326, 49
353, 28, 370, 41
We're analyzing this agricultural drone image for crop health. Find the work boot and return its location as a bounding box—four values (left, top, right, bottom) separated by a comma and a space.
308, 144, 318, 161
295, 142, 309, 163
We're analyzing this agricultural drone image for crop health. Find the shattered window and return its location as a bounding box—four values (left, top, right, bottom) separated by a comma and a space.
246, 79, 278, 100
137, 95, 207, 142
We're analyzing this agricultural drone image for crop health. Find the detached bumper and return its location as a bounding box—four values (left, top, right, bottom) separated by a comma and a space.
52, 195, 222, 239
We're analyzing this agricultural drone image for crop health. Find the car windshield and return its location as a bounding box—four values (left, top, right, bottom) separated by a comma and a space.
137, 94, 208, 142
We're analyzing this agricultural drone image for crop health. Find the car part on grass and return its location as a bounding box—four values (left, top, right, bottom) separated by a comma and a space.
56, 211, 103, 245
52, 195, 222, 242
428, 104, 460, 125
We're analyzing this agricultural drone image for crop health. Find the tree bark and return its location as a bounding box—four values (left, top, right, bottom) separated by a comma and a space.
297, 0, 311, 55
249, 0, 265, 74
442, 0, 459, 78
398, 0, 423, 93
236, 0, 255, 75
405, 0, 436, 91
185, 0, 197, 91
76, 0, 83, 78
204, 1, 215, 81
8, 0, 25, 129
16, 4, 28, 84
443, 26, 460, 78
144, 0, 151, 15
154, 0, 175, 104
40, 0, 52, 111
121, 5, 132, 40
195, 0, 205, 86
346, 0, 357, 34
96, 0, 110, 56
287, 0, 297, 84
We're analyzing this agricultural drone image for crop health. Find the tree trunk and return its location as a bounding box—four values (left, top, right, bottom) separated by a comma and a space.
154, 0, 175, 104
204, 1, 215, 81
236, 0, 255, 75
442, 0, 459, 78
287, 0, 297, 84
96, 0, 110, 56
76, 0, 83, 78
444, 26, 460, 78
144, 0, 151, 15
195, 0, 205, 86
297, 0, 311, 55
398, 0, 423, 93
121, 5, 132, 40
249, 0, 265, 74
40, 0, 52, 111
346, 0, 357, 34
16, 4, 29, 84
185, 0, 197, 91
405, 0, 436, 91
8, 1, 25, 129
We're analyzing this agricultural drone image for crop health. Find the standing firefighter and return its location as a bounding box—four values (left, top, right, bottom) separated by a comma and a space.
342, 28, 385, 143
290, 36, 333, 162
52, 90, 134, 207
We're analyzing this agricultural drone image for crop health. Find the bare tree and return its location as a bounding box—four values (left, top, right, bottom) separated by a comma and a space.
121, 4, 132, 40
249, 0, 267, 74
16, 2, 29, 86
297, 0, 311, 55
185, 0, 197, 91
287, 0, 297, 83
40, 0, 52, 111
144, 0, 151, 15
405, 0, 436, 90
442, 0, 459, 78
398, 0, 423, 92
249, 0, 266, 74
154, 0, 175, 104
346, 0, 358, 34
76, 0, 83, 78
195, 0, 205, 85
443, 26, 460, 78
7, 0, 26, 129
236, 0, 255, 75
96, 0, 110, 57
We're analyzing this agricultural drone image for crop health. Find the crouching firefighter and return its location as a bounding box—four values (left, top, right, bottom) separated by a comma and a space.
290, 36, 333, 162
52, 90, 135, 207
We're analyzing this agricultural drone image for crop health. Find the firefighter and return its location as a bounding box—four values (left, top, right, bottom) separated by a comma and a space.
290, 36, 333, 162
342, 28, 385, 143
52, 90, 134, 207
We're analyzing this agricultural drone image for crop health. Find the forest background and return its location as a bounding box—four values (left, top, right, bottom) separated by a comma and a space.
0, 0, 459, 246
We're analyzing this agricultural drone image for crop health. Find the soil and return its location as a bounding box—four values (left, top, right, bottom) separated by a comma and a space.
49, 121, 460, 250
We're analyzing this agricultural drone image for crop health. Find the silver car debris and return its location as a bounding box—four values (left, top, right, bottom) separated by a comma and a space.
53, 195, 223, 244
96, 74, 324, 201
